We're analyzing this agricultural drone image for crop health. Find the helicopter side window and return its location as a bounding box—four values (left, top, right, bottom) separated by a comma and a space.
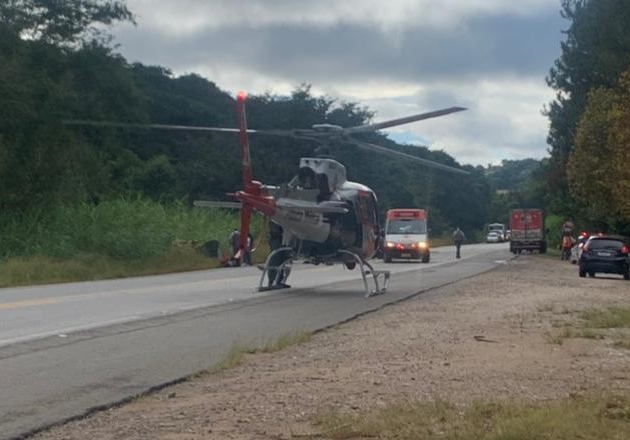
297, 167, 317, 190
357, 191, 377, 226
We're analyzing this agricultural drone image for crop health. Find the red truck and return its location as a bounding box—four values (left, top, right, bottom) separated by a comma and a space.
509, 208, 547, 254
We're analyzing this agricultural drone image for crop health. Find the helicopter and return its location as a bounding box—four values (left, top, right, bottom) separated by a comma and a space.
66, 91, 467, 297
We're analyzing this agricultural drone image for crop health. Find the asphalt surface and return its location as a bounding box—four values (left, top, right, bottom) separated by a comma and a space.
0, 243, 509, 439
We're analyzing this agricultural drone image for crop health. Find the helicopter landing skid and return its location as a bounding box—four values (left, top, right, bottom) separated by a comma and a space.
257, 248, 390, 297
337, 250, 390, 297
257, 247, 294, 292
257, 283, 291, 292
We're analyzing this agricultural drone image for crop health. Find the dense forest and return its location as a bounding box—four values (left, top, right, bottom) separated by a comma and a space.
545, 0, 630, 234
0, 0, 629, 271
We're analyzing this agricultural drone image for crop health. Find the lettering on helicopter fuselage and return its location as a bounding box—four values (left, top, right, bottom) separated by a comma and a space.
286, 210, 321, 225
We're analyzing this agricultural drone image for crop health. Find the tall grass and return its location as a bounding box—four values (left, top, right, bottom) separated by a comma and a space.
579, 307, 630, 329
313, 396, 630, 440
0, 198, 263, 262
0, 198, 269, 286
545, 307, 630, 349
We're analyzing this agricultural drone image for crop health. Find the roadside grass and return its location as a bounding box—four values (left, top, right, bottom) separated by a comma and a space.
545, 307, 630, 348
208, 331, 312, 375
0, 247, 221, 287
310, 396, 630, 439
209, 343, 251, 374
545, 247, 562, 259
245, 331, 313, 354
580, 307, 630, 329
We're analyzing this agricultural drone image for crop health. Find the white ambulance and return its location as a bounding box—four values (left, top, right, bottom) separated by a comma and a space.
382, 209, 430, 263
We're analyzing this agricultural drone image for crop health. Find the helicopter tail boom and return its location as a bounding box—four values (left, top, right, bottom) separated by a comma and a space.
236, 91, 254, 190
236, 91, 255, 258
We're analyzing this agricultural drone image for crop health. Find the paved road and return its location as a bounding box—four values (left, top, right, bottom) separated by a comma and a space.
0, 243, 509, 439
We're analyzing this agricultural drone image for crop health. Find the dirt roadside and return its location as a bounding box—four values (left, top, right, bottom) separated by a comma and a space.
32, 254, 630, 439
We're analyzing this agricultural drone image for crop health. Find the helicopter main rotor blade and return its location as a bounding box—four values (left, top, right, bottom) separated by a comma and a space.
63, 119, 245, 133
64, 106, 466, 139
63, 119, 328, 140
348, 140, 469, 175
236, 107, 467, 139
248, 107, 468, 138
343, 107, 467, 135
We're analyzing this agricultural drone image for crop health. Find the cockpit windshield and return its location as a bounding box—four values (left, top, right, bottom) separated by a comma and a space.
386, 219, 426, 234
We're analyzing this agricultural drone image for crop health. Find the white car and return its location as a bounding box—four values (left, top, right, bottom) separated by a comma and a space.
486, 231, 502, 243
570, 236, 589, 264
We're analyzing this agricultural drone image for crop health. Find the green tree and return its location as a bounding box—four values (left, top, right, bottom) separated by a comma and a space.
0, 0, 134, 46
611, 69, 630, 220
485, 159, 542, 191
567, 63, 630, 230
567, 87, 618, 218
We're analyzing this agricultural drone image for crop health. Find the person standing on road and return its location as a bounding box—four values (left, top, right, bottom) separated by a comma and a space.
453, 227, 466, 259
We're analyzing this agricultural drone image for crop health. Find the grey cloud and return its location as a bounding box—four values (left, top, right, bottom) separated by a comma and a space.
114, 9, 564, 86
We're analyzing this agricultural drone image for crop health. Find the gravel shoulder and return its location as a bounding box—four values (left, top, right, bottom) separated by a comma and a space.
33, 254, 630, 439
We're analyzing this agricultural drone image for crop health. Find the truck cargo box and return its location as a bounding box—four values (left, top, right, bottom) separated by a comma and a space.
509, 209, 546, 254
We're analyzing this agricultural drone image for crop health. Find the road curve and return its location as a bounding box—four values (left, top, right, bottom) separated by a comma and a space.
0, 243, 509, 439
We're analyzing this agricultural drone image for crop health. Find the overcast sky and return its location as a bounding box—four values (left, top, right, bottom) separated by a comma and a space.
110, 0, 566, 166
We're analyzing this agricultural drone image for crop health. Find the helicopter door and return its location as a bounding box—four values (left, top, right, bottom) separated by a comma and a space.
356, 191, 379, 258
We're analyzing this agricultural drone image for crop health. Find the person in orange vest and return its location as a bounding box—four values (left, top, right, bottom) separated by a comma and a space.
561, 234, 574, 261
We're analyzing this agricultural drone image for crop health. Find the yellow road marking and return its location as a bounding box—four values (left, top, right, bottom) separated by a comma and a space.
0, 264, 345, 311
0, 298, 60, 311
0, 273, 265, 311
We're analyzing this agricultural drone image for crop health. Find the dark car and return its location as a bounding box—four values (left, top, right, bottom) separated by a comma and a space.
578, 235, 630, 280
